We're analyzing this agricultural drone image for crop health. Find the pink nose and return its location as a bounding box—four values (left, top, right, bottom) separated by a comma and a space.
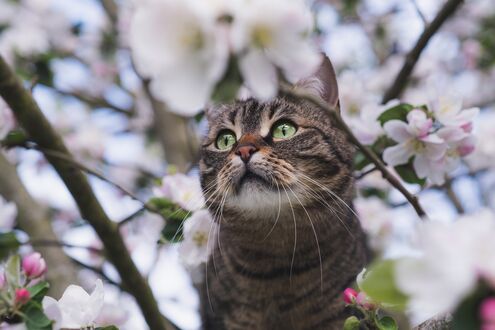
235, 144, 259, 163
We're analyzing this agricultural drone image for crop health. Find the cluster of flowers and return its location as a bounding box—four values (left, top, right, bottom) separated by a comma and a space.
342, 286, 398, 330
360, 209, 495, 328
349, 97, 479, 185
0, 252, 110, 330
153, 173, 215, 268
130, 0, 321, 115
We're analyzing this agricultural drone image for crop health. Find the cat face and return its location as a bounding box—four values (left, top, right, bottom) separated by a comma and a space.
199, 57, 354, 217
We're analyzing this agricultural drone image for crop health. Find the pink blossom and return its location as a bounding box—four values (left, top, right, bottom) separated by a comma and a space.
480, 298, 495, 323
356, 291, 375, 310
343, 288, 358, 304
22, 252, 47, 279
15, 288, 30, 305
482, 324, 495, 330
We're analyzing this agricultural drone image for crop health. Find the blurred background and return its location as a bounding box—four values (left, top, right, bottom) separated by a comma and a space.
0, 0, 494, 329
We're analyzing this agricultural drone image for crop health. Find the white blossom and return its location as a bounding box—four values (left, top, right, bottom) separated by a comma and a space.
179, 209, 215, 268
153, 173, 205, 212
42, 279, 104, 330
130, 0, 229, 115
395, 210, 495, 324
0, 196, 17, 231
231, 0, 321, 100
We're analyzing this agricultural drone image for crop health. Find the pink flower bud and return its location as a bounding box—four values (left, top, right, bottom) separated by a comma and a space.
343, 288, 358, 304
480, 298, 495, 323
22, 252, 47, 279
15, 288, 30, 305
482, 324, 495, 330
356, 291, 375, 310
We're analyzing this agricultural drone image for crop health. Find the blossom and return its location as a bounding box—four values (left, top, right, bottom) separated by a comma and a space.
343, 288, 358, 304
430, 95, 479, 129
179, 210, 215, 267
231, 0, 321, 100
0, 196, 17, 230
22, 252, 47, 279
130, 0, 228, 115
42, 279, 104, 330
15, 288, 30, 305
394, 210, 495, 323
383, 110, 447, 184
153, 173, 205, 212
354, 197, 394, 252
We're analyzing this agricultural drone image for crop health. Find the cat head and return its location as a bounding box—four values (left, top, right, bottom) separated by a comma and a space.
199, 56, 354, 218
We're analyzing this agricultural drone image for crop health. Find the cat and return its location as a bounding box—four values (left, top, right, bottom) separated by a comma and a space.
198, 56, 369, 330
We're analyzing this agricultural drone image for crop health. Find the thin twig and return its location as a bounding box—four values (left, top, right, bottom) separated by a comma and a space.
409, 0, 428, 26
55, 88, 133, 116
443, 178, 465, 214
382, 0, 465, 103
117, 206, 146, 228
27, 239, 104, 254
69, 257, 123, 290
282, 85, 427, 218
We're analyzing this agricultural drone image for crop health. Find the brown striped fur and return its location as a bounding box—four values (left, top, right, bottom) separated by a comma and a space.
199, 57, 368, 329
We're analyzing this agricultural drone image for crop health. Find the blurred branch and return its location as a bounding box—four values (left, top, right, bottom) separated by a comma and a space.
0, 152, 80, 297
55, 88, 134, 116
282, 85, 427, 218
443, 178, 465, 214
28, 239, 103, 255
382, 0, 465, 103
0, 56, 173, 330
409, 0, 428, 26
117, 206, 146, 228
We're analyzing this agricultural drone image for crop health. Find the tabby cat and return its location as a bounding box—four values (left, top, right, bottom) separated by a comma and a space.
199, 56, 368, 330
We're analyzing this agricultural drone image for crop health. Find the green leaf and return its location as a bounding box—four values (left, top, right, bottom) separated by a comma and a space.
5, 254, 21, 288
27, 282, 50, 303
1, 130, 28, 148
21, 300, 53, 330
212, 56, 243, 104
0, 232, 21, 261
395, 163, 426, 186
376, 316, 398, 330
161, 219, 185, 243
360, 260, 408, 310
378, 104, 414, 126
147, 197, 176, 211
96, 326, 119, 330
452, 285, 488, 330
343, 316, 361, 330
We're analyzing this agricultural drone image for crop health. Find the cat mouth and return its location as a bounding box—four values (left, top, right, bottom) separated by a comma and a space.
238, 171, 271, 189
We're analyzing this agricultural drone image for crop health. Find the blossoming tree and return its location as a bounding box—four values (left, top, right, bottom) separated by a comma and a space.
0, 0, 494, 329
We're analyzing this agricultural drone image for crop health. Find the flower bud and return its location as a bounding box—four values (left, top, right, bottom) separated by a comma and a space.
480, 297, 495, 323
22, 252, 47, 279
15, 288, 30, 305
343, 288, 358, 304
356, 291, 375, 310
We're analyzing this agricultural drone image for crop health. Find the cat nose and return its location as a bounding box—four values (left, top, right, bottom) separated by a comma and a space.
235, 144, 259, 163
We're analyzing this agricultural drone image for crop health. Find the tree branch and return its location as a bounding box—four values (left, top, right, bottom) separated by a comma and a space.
283, 85, 427, 218
0, 152, 80, 297
382, 0, 464, 103
0, 56, 173, 330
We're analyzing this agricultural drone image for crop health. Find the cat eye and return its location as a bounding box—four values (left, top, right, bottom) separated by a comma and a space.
272, 121, 297, 139
216, 130, 237, 150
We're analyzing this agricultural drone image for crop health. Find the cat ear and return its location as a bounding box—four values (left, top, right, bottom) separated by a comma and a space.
296, 54, 340, 109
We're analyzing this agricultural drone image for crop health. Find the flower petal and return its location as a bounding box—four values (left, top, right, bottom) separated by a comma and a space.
383, 120, 411, 143
383, 143, 414, 166
239, 49, 278, 100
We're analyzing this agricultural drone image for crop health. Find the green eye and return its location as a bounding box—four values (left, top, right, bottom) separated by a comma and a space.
272, 122, 297, 139
216, 131, 236, 150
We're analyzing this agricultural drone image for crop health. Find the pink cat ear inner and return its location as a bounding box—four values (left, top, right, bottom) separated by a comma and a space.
295, 55, 340, 110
